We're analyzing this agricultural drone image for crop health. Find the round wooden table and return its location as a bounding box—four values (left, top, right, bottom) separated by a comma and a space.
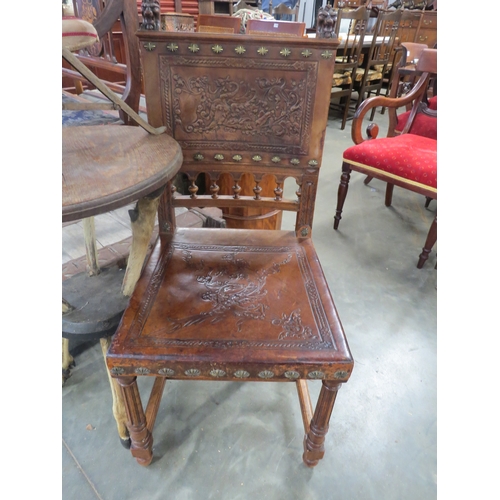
62, 125, 182, 447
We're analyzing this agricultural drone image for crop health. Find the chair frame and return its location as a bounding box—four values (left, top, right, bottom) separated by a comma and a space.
106, 30, 354, 468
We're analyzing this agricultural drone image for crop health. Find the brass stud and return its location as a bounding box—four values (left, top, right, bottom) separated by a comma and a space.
210, 369, 226, 378
308, 371, 325, 379
135, 367, 150, 375
167, 43, 179, 52
301, 227, 309, 237
321, 50, 333, 59
257, 47, 269, 56
334, 370, 349, 379
212, 44, 223, 54
301, 49, 312, 58
110, 367, 125, 375
214, 154, 224, 161
284, 370, 300, 379
235, 45, 246, 55
232, 154, 243, 162
308, 159, 319, 166
258, 370, 275, 379
188, 43, 200, 53
158, 368, 175, 376
252, 155, 262, 162
234, 370, 250, 378
143, 42, 156, 52
290, 158, 300, 165
280, 48, 291, 57
193, 153, 204, 161
185, 368, 201, 377
271, 156, 281, 163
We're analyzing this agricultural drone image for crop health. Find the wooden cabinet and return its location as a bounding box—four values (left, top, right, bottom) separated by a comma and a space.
415, 11, 437, 47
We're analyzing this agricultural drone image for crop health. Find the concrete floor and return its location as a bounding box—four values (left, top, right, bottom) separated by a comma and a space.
62, 108, 437, 500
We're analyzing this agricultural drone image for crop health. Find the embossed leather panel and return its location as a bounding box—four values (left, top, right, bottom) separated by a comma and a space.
108, 229, 353, 380
138, 32, 338, 167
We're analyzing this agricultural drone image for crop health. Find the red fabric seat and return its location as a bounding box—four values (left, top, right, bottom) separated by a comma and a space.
395, 95, 437, 140
343, 134, 437, 190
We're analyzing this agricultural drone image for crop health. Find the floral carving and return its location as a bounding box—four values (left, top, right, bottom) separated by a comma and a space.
172, 75, 305, 139
166, 251, 292, 333
272, 309, 317, 341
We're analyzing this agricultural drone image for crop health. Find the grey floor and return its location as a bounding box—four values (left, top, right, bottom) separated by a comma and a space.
62, 108, 437, 500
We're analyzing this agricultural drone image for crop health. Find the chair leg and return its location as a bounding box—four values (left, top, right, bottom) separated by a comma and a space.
425, 197, 432, 208
417, 215, 437, 269
363, 176, 373, 185
333, 165, 352, 230
101, 337, 131, 449
116, 376, 154, 466
302, 380, 342, 468
385, 183, 394, 207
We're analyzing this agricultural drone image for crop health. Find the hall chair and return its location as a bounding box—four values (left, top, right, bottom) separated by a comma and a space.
333, 48, 437, 269
106, 30, 354, 468
329, 6, 370, 130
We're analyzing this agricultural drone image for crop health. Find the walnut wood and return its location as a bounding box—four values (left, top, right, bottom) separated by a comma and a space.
62, 125, 182, 222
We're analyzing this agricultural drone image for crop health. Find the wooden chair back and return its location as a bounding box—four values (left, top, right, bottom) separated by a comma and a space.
196, 14, 242, 34
335, 6, 370, 66
365, 9, 402, 71
137, 31, 339, 235
246, 19, 306, 37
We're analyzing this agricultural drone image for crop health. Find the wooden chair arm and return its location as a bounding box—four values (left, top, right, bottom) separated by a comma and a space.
351, 71, 430, 144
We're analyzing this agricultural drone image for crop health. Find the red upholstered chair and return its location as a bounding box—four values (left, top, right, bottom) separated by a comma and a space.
333, 48, 437, 269
394, 95, 437, 139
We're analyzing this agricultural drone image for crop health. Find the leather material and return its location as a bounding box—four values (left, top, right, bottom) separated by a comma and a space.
108, 228, 353, 381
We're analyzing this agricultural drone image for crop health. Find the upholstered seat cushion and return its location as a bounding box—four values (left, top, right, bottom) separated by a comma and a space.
332, 72, 352, 87
62, 17, 99, 52
343, 134, 437, 190
395, 95, 437, 139
354, 67, 383, 82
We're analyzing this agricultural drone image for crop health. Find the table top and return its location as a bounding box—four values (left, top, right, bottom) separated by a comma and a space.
62, 125, 183, 222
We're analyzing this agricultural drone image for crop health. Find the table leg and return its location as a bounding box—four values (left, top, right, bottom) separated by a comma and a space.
122, 193, 161, 297
100, 336, 131, 448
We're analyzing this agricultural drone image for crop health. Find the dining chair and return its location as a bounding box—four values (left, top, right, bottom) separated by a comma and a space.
196, 14, 242, 34
106, 30, 354, 468
328, 6, 370, 130
352, 8, 402, 120
333, 48, 437, 269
